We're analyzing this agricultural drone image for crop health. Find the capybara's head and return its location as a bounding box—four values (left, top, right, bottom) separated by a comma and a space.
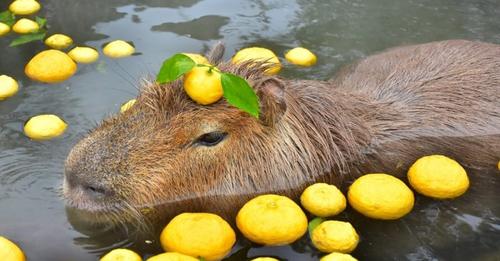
63, 44, 322, 225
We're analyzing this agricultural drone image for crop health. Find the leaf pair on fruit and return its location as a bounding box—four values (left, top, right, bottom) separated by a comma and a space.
157, 53, 260, 118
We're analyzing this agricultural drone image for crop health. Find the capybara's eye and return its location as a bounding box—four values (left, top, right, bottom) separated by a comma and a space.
195, 131, 227, 147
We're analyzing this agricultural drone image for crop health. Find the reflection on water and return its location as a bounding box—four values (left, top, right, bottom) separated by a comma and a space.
152, 15, 230, 40
0, 0, 499, 260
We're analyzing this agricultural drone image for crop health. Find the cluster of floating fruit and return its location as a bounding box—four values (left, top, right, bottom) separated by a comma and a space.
3, 0, 40, 35
232, 46, 318, 75
0, 138, 473, 261
0, 0, 136, 141
90, 155, 469, 261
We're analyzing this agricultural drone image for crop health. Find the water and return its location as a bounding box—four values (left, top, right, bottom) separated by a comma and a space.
1, 0, 500, 260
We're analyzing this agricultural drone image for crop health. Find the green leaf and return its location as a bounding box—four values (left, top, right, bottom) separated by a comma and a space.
199, 258, 206, 261
0, 10, 16, 26
220, 73, 260, 118
9, 31, 46, 47
156, 53, 195, 83
308, 217, 324, 235
35, 16, 47, 28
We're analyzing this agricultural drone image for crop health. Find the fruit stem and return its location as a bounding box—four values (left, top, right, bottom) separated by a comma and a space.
196, 64, 220, 73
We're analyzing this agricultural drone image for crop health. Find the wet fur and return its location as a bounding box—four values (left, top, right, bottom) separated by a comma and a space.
64, 40, 500, 227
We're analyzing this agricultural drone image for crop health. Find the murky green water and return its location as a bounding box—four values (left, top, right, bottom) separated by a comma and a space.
1, 0, 500, 260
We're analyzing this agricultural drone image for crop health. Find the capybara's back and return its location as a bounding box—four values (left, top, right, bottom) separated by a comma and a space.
63, 40, 500, 223
331, 40, 500, 175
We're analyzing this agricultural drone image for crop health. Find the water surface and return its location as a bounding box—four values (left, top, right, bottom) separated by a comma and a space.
1, 0, 500, 260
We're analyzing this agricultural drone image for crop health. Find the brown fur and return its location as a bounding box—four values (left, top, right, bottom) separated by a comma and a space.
63, 40, 500, 226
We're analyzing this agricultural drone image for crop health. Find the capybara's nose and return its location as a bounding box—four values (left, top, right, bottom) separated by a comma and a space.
64, 166, 114, 200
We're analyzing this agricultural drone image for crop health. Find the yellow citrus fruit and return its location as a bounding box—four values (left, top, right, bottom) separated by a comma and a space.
182, 53, 210, 65
103, 40, 135, 58
250, 258, 280, 261
44, 34, 73, 49
0, 22, 10, 37
24, 114, 67, 140
231, 47, 281, 75
183, 66, 223, 105
408, 155, 469, 199
160, 213, 236, 261
497, 160, 500, 170
0, 75, 19, 100
236, 194, 308, 246
300, 183, 346, 217
285, 47, 317, 67
12, 18, 39, 34
311, 220, 359, 253
68, 47, 99, 64
9, 0, 41, 15
348, 173, 414, 220
320, 252, 358, 261
100, 249, 142, 261
0, 236, 25, 261
25, 50, 77, 83
146, 252, 198, 261
120, 99, 137, 113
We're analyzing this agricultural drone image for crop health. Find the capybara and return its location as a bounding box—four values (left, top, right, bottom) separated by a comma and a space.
63, 40, 500, 226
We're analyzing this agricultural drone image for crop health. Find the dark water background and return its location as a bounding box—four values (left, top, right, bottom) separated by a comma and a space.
1, 0, 499, 260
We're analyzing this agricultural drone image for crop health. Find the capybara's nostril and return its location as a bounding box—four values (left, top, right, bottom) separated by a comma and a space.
83, 184, 111, 199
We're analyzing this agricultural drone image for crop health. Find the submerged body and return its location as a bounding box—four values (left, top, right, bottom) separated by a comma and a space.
64, 40, 500, 224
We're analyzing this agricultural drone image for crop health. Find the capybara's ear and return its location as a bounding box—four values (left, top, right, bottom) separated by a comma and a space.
257, 78, 287, 126
206, 41, 225, 65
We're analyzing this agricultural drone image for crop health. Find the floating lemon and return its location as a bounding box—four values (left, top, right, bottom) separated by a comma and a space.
24, 114, 67, 140
320, 252, 358, 261
44, 34, 73, 49
0, 75, 19, 100
12, 18, 39, 34
348, 173, 414, 220
301, 183, 346, 217
120, 99, 137, 113
285, 47, 317, 67
0, 22, 10, 37
232, 47, 281, 75
408, 155, 469, 199
103, 40, 135, 58
182, 53, 210, 65
236, 194, 308, 246
9, 0, 41, 15
311, 220, 359, 253
146, 252, 198, 261
0, 236, 25, 261
100, 249, 142, 261
160, 213, 236, 261
183, 66, 223, 105
25, 50, 77, 83
68, 47, 99, 64
251, 258, 280, 261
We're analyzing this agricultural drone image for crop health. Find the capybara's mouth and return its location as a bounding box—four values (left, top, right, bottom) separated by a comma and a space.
62, 177, 153, 230
63, 177, 117, 213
